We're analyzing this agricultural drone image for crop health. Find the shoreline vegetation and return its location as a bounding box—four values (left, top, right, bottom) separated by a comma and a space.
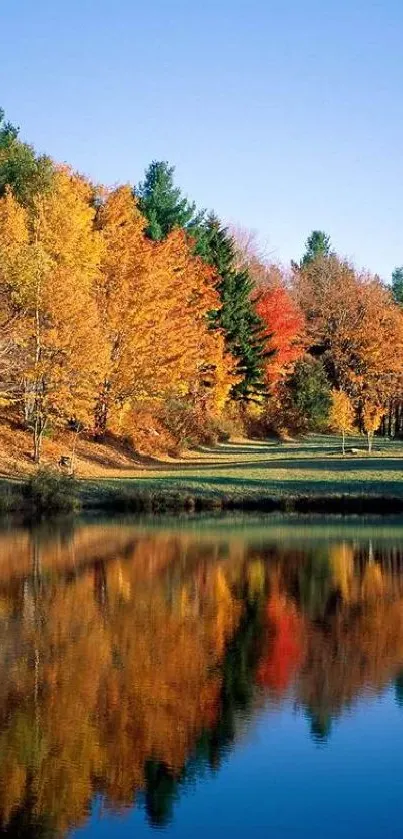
3, 434, 403, 518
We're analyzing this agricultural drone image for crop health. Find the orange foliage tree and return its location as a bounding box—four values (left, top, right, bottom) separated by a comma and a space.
95, 186, 235, 437
293, 255, 403, 423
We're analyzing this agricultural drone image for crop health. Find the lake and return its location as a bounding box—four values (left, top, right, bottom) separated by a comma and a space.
1, 514, 403, 838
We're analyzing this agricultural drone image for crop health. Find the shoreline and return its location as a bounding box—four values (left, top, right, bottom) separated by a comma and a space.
82, 488, 403, 516
3, 476, 403, 517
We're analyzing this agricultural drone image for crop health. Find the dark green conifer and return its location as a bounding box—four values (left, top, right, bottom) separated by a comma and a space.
300, 230, 332, 267
392, 266, 403, 305
136, 160, 203, 241
197, 214, 268, 401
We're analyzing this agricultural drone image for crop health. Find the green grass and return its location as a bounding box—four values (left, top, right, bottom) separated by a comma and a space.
79, 434, 403, 512
3, 433, 403, 515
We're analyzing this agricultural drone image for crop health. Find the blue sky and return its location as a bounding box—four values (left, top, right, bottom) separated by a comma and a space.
1, 0, 402, 278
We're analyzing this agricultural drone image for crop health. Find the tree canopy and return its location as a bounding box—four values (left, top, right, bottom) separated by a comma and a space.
0, 108, 53, 206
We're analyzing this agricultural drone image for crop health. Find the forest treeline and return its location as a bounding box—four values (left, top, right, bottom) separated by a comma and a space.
1, 107, 403, 462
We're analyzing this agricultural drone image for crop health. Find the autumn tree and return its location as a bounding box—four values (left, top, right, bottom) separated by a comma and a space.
94, 185, 152, 433
255, 284, 305, 389
136, 160, 203, 241
329, 390, 355, 454
293, 255, 403, 418
95, 187, 234, 436
0, 169, 106, 461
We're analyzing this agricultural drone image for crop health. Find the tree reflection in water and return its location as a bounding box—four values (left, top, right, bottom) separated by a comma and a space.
0, 520, 401, 832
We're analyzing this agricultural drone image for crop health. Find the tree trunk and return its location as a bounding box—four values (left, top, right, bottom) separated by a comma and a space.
342, 429, 345, 455
396, 401, 401, 438
33, 254, 44, 463
367, 430, 373, 454
33, 414, 46, 464
94, 380, 110, 439
388, 402, 393, 437
357, 402, 364, 434
33, 429, 41, 464
70, 428, 80, 475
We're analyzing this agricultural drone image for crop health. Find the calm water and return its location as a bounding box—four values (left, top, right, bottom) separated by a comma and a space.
1, 516, 403, 837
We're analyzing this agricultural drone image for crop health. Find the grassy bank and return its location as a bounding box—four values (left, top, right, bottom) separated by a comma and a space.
3, 434, 403, 516
77, 434, 403, 511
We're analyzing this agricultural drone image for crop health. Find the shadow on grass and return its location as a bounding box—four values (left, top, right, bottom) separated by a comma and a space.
128, 457, 403, 474
82, 473, 403, 499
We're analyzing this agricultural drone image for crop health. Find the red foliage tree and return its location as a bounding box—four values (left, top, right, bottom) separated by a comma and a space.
255, 286, 306, 388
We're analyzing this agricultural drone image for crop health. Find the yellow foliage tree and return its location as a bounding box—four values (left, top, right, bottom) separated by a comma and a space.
329, 389, 355, 454
0, 168, 106, 461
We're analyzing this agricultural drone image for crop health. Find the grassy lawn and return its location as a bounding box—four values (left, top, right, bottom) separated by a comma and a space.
80, 434, 403, 506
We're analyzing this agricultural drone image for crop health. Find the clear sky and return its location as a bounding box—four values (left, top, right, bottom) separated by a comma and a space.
1, 0, 402, 278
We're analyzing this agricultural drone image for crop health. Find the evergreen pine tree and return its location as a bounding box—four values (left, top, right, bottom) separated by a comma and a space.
197, 214, 267, 401
300, 230, 332, 267
136, 160, 203, 240
392, 266, 403, 305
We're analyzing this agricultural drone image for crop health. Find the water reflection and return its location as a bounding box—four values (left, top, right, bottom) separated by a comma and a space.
0, 518, 402, 834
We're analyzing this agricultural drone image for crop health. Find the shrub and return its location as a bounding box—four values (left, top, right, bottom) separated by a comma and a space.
0, 484, 19, 514
119, 404, 178, 458
23, 468, 80, 516
162, 398, 219, 451
96, 487, 226, 514
215, 402, 246, 441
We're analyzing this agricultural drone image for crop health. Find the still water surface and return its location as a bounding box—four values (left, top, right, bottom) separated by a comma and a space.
1, 515, 403, 837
